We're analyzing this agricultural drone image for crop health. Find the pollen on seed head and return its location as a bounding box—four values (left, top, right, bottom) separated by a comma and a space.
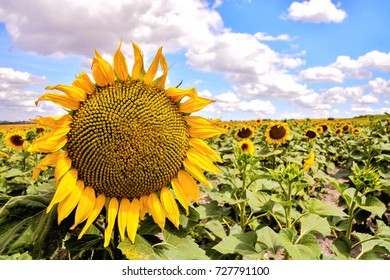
67, 80, 189, 198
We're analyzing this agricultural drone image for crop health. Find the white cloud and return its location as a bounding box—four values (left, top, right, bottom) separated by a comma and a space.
300, 66, 345, 82
238, 100, 276, 114
357, 51, 390, 72
331, 55, 361, 70
215, 92, 240, 103
285, 0, 347, 23
367, 77, 390, 95
0, 0, 223, 57
322, 86, 363, 104
357, 94, 379, 104
254, 32, 296, 42
0, 68, 64, 121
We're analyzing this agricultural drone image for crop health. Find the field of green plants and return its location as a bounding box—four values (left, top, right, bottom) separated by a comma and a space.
0, 116, 389, 260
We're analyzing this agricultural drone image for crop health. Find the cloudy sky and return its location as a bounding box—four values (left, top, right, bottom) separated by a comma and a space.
0, 0, 389, 121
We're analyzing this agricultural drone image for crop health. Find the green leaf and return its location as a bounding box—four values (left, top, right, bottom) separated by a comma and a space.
159, 229, 209, 260
359, 196, 386, 217
0, 191, 67, 259
118, 235, 156, 260
332, 237, 352, 259
246, 190, 270, 212
205, 220, 226, 239
300, 214, 331, 237
212, 231, 260, 257
308, 198, 348, 217
278, 229, 322, 260
256, 226, 280, 254
195, 201, 228, 220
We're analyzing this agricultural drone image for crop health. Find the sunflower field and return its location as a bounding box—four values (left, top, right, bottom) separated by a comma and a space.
1, 115, 389, 260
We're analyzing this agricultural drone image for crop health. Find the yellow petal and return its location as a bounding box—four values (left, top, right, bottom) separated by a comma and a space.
177, 170, 200, 203
104, 197, 119, 247
92, 49, 115, 86
171, 178, 190, 214
31, 115, 73, 128
47, 169, 78, 213
45, 84, 87, 102
70, 186, 96, 229
179, 96, 215, 113
131, 42, 144, 80
127, 198, 140, 244
183, 158, 212, 189
30, 136, 67, 154
160, 187, 180, 228
57, 180, 84, 224
147, 192, 165, 229
165, 87, 196, 103
188, 125, 227, 139
184, 116, 213, 127
118, 198, 131, 241
113, 39, 129, 81
32, 151, 66, 179
156, 54, 168, 89
139, 195, 149, 221
186, 149, 221, 174
35, 93, 80, 110
143, 46, 162, 85
54, 155, 72, 184
78, 193, 105, 239
189, 138, 222, 162
72, 72, 95, 94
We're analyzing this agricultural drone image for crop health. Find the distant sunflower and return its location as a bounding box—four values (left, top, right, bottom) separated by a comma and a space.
303, 152, 315, 170
238, 139, 255, 156
304, 129, 318, 141
5, 131, 26, 151
352, 128, 361, 136
342, 123, 351, 133
334, 128, 343, 136
0, 150, 8, 158
29, 41, 226, 246
320, 124, 329, 133
234, 125, 255, 140
316, 125, 323, 134
265, 122, 290, 144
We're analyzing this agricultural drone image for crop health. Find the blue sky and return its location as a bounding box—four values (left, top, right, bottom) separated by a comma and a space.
0, 0, 389, 121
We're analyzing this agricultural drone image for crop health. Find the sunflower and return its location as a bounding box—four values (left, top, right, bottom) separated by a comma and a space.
5, 131, 26, 151
0, 150, 8, 158
352, 128, 361, 136
304, 129, 318, 141
334, 127, 342, 136
320, 123, 329, 133
342, 123, 351, 133
234, 125, 255, 140
265, 122, 290, 144
237, 139, 255, 156
29, 41, 226, 246
303, 152, 315, 170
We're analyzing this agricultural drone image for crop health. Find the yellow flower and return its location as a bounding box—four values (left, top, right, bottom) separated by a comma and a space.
265, 122, 290, 144
30, 41, 226, 246
0, 150, 8, 158
352, 128, 361, 136
5, 131, 26, 151
303, 152, 315, 170
304, 129, 318, 141
334, 127, 343, 136
234, 125, 255, 140
237, 139, 255, 156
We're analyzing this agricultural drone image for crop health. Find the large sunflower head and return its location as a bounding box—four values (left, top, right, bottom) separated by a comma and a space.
5, 131, 26, 151
234, 125, 255, 140
265, 122, 290, 145
304, 129, 318, 141
29, 41, 226, 246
